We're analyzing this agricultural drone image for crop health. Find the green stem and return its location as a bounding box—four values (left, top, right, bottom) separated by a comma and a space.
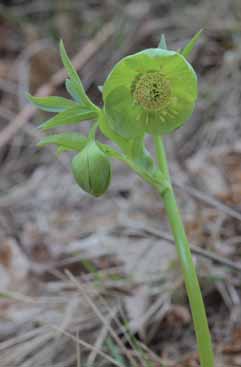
153, 135, 214, 367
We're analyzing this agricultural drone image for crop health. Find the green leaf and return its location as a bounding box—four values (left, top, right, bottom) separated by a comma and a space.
65, 79, 84, 104
26, 93, 77, 112
37, 132, 87, 151
181, 29, 203, 59
98, 142, 125, 161
65, 77, 93, 107
56, 146, 68, 155
98, 111, 132, 155
129, 136, 154, 172
59, 39, 81, 84
158, 34, 167, 50
39, 105, 98, 130
60, 40, 97, 109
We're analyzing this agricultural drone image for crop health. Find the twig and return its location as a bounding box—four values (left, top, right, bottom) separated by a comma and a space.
174, 181, 241, 222
49, 324, 124, 367
65, 270, 138, 367
113, 223, 241, 273
87, 312, 114, 366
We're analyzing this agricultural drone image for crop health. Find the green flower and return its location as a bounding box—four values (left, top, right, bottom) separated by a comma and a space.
103, 49, 198, 138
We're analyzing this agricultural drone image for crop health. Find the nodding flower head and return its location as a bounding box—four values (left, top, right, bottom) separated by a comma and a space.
103, 49, 198, 139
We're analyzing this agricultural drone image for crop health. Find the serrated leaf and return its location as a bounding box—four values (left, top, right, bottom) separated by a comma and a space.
26, 93, 77, 112
39, 105, 98, 130
37, 132, 87, 151
181, 29, 203, 59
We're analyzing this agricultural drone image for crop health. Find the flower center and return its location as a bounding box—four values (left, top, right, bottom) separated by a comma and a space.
131, 71, 171, 111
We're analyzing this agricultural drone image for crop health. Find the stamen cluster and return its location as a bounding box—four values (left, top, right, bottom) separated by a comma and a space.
131, 71, 171, 111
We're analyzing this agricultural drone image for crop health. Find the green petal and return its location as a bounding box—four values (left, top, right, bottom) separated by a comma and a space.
103, 61, 137, 101
104, 86, 144, 139
103, 49, 177, 100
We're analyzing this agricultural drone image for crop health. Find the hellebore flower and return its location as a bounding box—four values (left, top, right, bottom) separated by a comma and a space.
103, 49, 198, 138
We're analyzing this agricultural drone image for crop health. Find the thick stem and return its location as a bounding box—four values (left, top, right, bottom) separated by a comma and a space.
153, 135, 214, 367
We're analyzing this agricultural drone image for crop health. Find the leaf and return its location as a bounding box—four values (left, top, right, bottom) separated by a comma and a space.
59, 39, 81, 84
181, 29, 203, 59
26, 93, 77, 112
60, 40, 96, 109
129, 136, 154, 171
65, 77, 93, 107
39, 105, 98, 130
56, 146, 68, 155
37, 132, 87, 151
65, 79, 84, 104
98, 142, 124, 161
158, 34, 167, 49
98, 111, 132, 155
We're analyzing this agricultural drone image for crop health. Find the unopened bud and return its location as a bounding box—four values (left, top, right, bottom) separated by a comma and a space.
71, 141, 111, 197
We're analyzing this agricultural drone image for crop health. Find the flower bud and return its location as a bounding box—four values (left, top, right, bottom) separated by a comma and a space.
71, 141, 111, 197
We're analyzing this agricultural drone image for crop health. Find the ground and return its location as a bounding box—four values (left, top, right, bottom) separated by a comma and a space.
0, 1, 241, 366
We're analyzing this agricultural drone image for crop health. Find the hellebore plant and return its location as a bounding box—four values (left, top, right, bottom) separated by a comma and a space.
28, 31, 214, 367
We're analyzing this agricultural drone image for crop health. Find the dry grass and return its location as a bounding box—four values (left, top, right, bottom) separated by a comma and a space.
0, 0, 241, 366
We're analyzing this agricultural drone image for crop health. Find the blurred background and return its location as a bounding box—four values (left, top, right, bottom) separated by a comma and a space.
0, 0, 241, 366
